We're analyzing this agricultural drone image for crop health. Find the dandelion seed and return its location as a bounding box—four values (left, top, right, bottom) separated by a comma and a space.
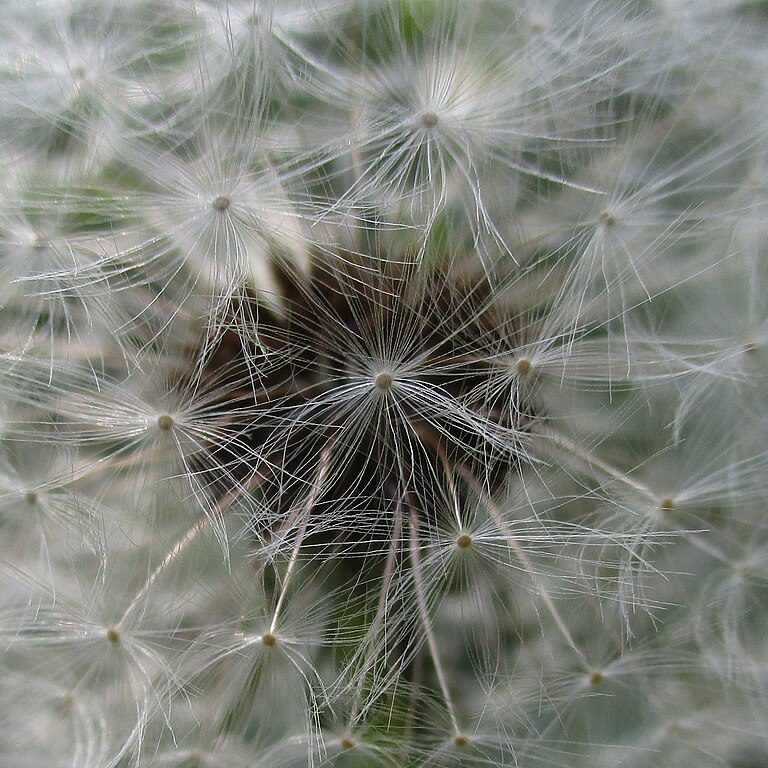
260, 632, 277, 647
320, 0, 619, 261
156, 414, 174, 431
419, 110, 439, 129
660, 497, 676, 512
516, 357, 532, 376
456, 533, 473, 549
373, 370, 394, 391
211, 195, 231, 212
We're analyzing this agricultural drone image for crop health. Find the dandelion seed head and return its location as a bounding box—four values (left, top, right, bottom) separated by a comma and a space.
3, 3, 765, 765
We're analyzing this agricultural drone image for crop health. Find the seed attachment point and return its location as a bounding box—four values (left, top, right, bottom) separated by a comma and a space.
516, 357, 532, 376
105, 627, 120, 644
212, 195, 231, 212
157, 414, 174, 431
456, 533, 473, 549
261, 632, 277, 647
598, 210, 616, 227
374, 371, 394, 391
420, 111, 439, 128
660, 497, 675, 513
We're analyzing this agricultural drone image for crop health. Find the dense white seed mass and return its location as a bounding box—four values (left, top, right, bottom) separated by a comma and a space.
0, 2, 767, 767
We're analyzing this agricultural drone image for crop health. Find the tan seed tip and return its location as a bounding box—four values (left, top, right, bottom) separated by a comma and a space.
420, 111, 439, 128
599, 210, 616, 227
212, 195, 231, 212
516, 357, 532, 376
374, 371, 394, 391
